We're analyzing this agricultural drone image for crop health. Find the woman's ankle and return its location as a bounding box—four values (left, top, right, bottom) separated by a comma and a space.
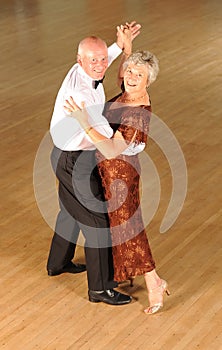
144, 269, 162, 291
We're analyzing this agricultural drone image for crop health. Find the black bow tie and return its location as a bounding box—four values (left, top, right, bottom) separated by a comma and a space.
93, 76, 105, 89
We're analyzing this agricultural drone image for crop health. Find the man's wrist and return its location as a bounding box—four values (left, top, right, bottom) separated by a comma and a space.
116, 41, 124, 50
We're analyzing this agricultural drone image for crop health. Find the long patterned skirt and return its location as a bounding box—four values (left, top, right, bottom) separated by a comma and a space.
96, 152, 155, 282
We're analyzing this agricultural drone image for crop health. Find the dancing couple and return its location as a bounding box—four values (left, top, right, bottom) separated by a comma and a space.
47, 21, 169, 314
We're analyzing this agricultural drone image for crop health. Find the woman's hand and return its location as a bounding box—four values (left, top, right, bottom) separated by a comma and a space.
126, 21, 141, 41
64, 97, 89, 128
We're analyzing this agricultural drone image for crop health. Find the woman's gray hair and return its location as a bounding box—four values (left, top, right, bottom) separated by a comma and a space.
123, 50, 159, 85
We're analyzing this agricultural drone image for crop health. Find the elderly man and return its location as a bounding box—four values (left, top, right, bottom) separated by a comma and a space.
47, 22, 141, 305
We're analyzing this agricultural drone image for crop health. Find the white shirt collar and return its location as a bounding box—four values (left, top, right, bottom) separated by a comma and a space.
77, 64, 95, 88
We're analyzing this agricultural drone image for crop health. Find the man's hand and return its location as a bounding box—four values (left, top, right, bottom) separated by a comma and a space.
116, 25, 132, 54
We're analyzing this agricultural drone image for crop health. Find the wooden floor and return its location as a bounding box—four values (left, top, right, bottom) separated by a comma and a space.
1, 0, 222, 349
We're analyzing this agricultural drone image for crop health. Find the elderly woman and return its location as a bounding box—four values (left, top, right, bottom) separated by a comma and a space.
64, 50, 170, 314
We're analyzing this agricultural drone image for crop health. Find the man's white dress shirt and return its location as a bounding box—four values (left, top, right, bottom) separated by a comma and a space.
50, 43, 145, 155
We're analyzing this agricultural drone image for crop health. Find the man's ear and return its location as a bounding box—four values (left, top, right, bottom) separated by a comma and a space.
77, 54, 82, 66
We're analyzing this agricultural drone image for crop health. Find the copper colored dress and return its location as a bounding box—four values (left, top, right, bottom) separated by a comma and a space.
96, 97, 156, 282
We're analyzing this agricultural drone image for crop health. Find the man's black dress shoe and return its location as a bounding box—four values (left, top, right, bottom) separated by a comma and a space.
88, 289, 132, 305
48, 262, 86, 276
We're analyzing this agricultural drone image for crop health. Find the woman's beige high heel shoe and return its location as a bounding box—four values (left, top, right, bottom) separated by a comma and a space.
144, 279, 170, 315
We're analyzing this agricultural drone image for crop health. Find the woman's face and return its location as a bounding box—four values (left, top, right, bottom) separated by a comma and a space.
123, 63, 149, 94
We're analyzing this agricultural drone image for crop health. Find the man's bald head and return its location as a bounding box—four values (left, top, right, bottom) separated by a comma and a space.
77, 36, 107, 56
77, 36, 109, 80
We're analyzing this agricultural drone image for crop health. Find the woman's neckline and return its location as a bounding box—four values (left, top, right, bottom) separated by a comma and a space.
108, 101, 151, 111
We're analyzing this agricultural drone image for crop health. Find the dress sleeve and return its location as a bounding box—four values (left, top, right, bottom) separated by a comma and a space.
117, 107, 151, 145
